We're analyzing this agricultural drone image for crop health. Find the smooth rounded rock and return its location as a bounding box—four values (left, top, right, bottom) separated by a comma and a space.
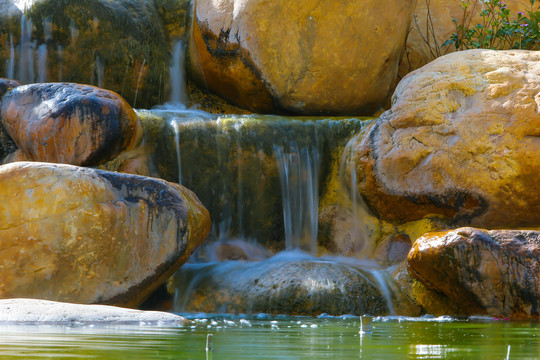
0, 298, 186, 324
352, 50, 540, 228
0, 83, 142, 166
189, 0, 416, 115
0, 162, 211, 307
408, 228, 540, 318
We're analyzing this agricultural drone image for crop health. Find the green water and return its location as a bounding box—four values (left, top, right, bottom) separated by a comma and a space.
0, 316, 538, 359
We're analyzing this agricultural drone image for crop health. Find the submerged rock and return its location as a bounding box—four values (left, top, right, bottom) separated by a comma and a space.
0, 0, 169, 108
0, 298, 186, 324
408, 228, 540, 318
352, 50, 540, 228
189, 0, 416, 115
0, 83, 142, 166
171, 252, 416, 316
0, 162, 211, 307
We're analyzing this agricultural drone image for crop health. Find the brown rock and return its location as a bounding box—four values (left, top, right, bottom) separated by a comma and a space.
0, 161, 211, 307
189, 0, 416, 115
408, 227, 540, 318
400, 0, 531, 76
352, 50, 540, 228
0, 83, 142, 166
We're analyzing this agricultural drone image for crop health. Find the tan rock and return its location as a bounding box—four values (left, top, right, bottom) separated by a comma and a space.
0, 162, 211, 307
353, 50, 540, 228
189, 0, 417, 115
400, 0, 532, 75
408, 228, 540, 318
0, 83, 143, 166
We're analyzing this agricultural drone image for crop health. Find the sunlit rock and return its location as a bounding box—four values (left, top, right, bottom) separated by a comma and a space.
0, 162, 211, 307
0, 298, 186, 324
352, 50, 540, 228
171, 252, 401, 316
0, 82, 142, 166
0, 0, 169, 108
189, 0, 416, 115
408, 228, 540, 319
400, 0, 532, 76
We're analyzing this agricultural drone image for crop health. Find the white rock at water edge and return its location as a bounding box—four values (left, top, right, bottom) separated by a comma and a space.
0, 299, 186, 324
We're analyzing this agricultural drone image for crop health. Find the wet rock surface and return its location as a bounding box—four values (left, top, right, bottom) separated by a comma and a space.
0, 161, 210, 307
408, 227, 540, 318
189, 0, 416, 115
0, 78, 20, 98
172, 252, 392, 316
0, 298, 186, 324
0, 82, 142, 166
352, 50, 540, 228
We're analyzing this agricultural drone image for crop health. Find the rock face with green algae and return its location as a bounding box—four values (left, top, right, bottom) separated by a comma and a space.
352, 49, 540, 229
153, 113, 367, 248
0, 0, 169, 108
0, 82, 143, 166
0, 161, 211, 308
408, 228, 540, 319
188, 0, 417, 115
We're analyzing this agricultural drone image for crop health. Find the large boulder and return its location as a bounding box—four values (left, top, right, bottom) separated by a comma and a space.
188, 0, 417, 115
351, 50, 540, 228
400, 0, 532, 75
0, 83, 142, 166
0, 298, 186, 324
0, 162, 211, 307
0, 0, 169, 108
408, 228, 540, 319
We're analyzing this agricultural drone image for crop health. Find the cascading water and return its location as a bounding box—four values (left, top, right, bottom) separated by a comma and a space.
274, 144, 320, 253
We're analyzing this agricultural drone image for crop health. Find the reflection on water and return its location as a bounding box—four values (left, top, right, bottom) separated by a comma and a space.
0, 316, 538, 359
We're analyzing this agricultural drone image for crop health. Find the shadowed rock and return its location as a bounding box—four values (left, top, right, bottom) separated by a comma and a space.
408, 227, 540, 318
0, 79, 21, 98
351, 50, 540, 228
0, 162, 210, 307
0, 82, 142, 166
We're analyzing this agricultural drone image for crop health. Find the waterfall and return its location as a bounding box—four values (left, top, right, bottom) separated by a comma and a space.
37, 44, 47, 83
168, 40, 187, 107
96, 56, 104, 88
8, 34, 15, 79
274, 144, 320, 254
19, 15, 35, 84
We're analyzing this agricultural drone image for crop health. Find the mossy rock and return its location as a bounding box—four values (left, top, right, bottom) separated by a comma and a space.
0, 0, 169, 108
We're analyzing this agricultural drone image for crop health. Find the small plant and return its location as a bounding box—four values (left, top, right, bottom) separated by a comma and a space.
445, 0, 539, 50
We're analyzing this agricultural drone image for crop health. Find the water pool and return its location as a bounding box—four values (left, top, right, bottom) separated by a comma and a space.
0, 315, 538, 359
